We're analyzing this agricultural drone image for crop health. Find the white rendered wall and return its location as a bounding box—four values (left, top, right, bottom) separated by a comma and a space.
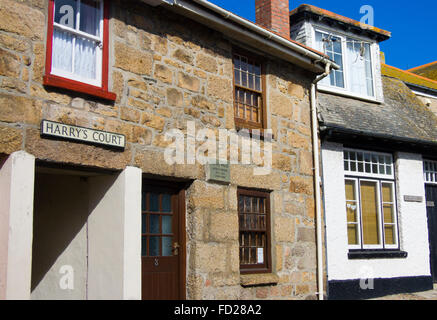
321, 142, 431, 281
87, 166, 142, 300
0, 151, 35, 300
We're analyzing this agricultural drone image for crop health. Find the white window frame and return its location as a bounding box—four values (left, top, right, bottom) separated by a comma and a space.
344, 148, 394, 180
380, 181, 399, 249
312, 26, 378, 101
424, 160, 437, 184
344, 149, 400, 250
345, 178, 362, 250
51, 0, 104, 87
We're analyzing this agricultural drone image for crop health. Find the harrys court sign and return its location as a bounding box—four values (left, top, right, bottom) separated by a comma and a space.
41, 120, 125, 149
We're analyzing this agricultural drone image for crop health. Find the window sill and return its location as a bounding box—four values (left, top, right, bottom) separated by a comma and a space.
43, 74, 116, 101
348, 250, 408, 260
235, 127, 275, 141
317, 85, 382, 104
240, 273, 279, 287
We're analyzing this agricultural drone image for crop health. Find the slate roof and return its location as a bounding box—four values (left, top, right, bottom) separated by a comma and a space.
318, 76, 437, 147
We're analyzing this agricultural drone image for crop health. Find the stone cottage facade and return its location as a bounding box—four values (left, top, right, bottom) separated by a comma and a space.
0, 0, 335, 300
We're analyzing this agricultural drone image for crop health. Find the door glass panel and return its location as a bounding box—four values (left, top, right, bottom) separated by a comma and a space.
360, 181, 380, 245
150, 215, 160, 234
149, 236, 159, 256
162, 237, 172, 257
162, 215, 172, 234
162, 194, 172, 212
150, 193, 160, 212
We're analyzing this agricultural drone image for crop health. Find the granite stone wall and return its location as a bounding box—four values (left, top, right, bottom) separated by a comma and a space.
0, 0, 319, 299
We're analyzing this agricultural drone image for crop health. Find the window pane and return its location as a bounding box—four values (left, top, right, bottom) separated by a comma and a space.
383, 204, 394, 224
150, 193, 159, 212
54, 0, 77, 29
52, 29, 73, 72
162, 237, 172, 257
234, 70, 240, 85
255, 76, 261, 91
150, 215, 159, 234
162, 194, 172, 212
74, 36, 97, 80
345, 180, 356, 200
149, 236, 159, 256
360, 181, 380, 245
162, 215, 172, 234
384, 226, 395, 245
79, 0, 100, 36
382, 183, 393, 202
348, 225, 359, 245
347, 39, 373, 97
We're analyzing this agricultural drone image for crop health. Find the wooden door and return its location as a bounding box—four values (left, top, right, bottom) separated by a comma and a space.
141, 181, 185, 300
426, 185, 437, 283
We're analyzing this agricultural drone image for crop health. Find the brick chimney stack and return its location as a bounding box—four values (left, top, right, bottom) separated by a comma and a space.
255, 0, 290, 39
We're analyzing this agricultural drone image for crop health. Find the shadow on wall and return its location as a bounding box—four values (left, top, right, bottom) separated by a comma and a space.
30, 168, 118, 299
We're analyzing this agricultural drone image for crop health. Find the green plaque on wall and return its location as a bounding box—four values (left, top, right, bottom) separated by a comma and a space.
207, 163, 230, 184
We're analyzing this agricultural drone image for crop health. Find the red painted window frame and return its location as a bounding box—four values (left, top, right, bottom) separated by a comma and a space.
43, 0, 116, 101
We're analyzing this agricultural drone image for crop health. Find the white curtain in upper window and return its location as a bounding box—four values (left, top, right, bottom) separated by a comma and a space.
53, 29, 73, 73
74, 37, 97, 80
347, 40, 374, 97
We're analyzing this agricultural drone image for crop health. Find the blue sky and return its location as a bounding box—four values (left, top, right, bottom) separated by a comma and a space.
208, 0, 437, 70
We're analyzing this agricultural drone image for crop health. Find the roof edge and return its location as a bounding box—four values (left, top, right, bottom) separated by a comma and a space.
381, 63, 437, 91
320, 123, 437, 149
290, 4, 391, 41
407, 61, 437, 72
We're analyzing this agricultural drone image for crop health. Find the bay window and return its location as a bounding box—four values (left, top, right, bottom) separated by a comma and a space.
315, 29, 376, 99
44, 0, 116, 100
344, 149, 399, 250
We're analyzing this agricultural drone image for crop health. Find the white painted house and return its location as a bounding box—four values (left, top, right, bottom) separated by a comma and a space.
290, 4, 437, 299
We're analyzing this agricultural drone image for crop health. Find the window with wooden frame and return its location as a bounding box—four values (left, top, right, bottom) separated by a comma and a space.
233, 51, 265, 130
238, 188, 271, 274
44, 0, 116, 101
344, 149, 400, 250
